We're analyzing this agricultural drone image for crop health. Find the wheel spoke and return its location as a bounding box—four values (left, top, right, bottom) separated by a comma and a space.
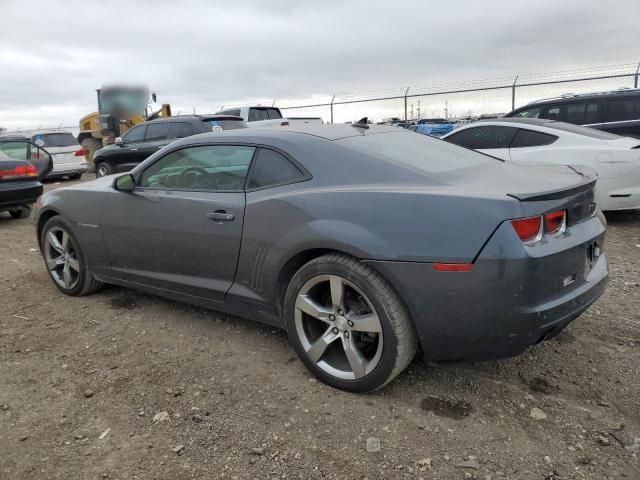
62, 263, 72, 289
61, 231, 70, 252
46, 255, 65, 270
67, 256, 80, 273
329, 275, 344, 310
47, 231, 64, 254
342, 336, 367, 378
296, 295, 333, 322
348, 312, 382, 333
306, 327, 339, 362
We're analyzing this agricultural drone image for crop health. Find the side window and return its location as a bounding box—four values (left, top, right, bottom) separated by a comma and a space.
266, 108, 283, 119
169, 122, 196, 138
584, 102, 600, 124
511, 107, 543, 119
123, 125, 145, 143
510, 129, 559, 148
145, 123, 168, 142
565, 103, 586, 123
140, 145, 255, 191
542, 104, 561, 121
248, 148, 305, 189
446, 126, 517, 149
248, 108, 269, 122
605, 98, 639, 122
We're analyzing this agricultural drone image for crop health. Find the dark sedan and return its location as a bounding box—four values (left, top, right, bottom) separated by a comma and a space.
35, 125, 608, 392
0, 139, 52, 219
93, 115, 246, 178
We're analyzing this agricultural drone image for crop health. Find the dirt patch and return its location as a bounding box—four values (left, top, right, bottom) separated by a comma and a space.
420, 395, 473, 419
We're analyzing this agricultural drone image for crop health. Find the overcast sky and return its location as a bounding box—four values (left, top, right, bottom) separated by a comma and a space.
1, 0, 639, 129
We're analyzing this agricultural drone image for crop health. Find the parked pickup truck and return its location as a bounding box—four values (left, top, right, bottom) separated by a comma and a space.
217, 106, 290, 127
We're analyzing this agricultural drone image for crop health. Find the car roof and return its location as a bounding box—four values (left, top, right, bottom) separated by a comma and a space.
144, 115, 244, 125
181, 124, 400, 144
516, 88, 640, 108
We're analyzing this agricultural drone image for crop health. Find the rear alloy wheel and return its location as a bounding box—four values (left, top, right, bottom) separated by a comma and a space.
95, 162, 112, 178
41, 217, 102, 296
9, 206, 32, 219
285, 254, 417, 392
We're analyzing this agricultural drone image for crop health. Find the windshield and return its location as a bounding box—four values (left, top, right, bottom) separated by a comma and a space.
32, 133, 77, 148
337, 131, 497, 174
99, 86, 150, 119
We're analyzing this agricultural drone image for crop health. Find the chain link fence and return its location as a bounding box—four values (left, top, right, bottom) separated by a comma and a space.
273, 62, 640, 124
4, 62, 639, 133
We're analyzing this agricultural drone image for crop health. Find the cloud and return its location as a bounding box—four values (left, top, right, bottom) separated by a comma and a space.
0, 0, 638, 128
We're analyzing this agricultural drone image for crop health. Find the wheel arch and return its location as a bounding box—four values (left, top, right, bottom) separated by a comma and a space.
36, 208, 62, 250
273, 247, 403, 320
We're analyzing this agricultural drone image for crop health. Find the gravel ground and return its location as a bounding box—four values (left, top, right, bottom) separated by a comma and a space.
1, 178, 639, 480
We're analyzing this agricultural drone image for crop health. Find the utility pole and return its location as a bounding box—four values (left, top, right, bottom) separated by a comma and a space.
417, 100, 421, 120
444, 101, 448, 119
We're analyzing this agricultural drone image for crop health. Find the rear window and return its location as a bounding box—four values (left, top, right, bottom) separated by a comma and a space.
338, 131, 495, 173
219, 109, 241, 117
446, 125, 517, 149
248, 148, 305, 189
32, 133, 77, 148
248, 108, 282, 122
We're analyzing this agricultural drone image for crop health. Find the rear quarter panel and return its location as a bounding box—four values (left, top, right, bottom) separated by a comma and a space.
233, 184, 523, 305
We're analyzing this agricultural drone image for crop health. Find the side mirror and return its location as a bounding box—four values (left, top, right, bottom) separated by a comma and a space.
114, 174, 135, 193
0, 139, 53, 180
115, 137, 124, 146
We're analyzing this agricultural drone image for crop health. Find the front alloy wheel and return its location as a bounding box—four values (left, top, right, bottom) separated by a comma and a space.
40, 217, 103, 296
43, 226, 81, 290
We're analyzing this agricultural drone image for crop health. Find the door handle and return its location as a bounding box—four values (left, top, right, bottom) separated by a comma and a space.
130, 148, 138, 151
207, 211, 234, 222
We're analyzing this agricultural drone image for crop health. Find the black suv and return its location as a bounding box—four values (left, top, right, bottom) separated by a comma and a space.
505, 88, 640, 139
93, 115, 245, 177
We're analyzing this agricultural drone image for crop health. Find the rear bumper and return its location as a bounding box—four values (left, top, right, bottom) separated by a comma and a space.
365, 215, 608, 361
0, 182, 42, 210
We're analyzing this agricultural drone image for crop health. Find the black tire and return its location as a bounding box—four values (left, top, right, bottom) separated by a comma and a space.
9, 206, 32, 219
284, 253, 417, 393
81, 137, 103, 172
40, 216, 103, 296
95, 161, 113, 178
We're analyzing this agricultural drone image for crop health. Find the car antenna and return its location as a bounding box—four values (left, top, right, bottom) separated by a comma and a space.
351, 117, 369, 130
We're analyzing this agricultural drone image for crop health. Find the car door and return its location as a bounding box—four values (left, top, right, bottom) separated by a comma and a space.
444, 125, 515, 160
140, 122, 171, 158
508, 128, 560, 164
100, 144, 255, 301
115, 124, 147, 170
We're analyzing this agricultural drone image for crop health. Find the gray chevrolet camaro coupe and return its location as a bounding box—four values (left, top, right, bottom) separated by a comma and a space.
35, 124, 608, 392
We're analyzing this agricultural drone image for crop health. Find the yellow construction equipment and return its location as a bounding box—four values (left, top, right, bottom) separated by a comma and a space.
77, 85, 171, 168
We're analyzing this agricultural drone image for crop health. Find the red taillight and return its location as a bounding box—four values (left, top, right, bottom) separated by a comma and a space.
433, 263, 473, 272
511, 216, 542, 243
0, 164, 38, 180
544, 210, 566, 235
74, 148, 85, 157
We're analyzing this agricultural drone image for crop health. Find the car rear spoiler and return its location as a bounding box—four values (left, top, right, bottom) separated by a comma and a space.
508, 165, 597, 202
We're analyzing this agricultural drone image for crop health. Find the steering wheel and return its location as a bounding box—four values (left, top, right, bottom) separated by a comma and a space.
178, 166, 208, 186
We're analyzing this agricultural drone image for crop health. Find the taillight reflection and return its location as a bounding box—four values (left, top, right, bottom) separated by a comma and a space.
544, 210, 566, 235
